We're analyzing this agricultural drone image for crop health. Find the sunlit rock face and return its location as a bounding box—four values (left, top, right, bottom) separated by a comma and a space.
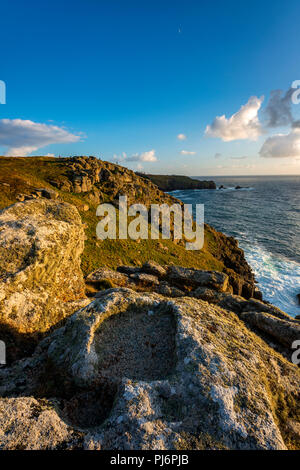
0, 199, 86, 336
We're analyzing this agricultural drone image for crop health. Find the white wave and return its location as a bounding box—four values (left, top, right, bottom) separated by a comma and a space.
241, 242, 300, 317
167, 190, 190, 197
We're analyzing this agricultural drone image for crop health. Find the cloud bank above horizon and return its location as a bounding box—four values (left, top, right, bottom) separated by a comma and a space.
205, 87, 300, 161
2, 84, 300, 172
260, 126, 300, 158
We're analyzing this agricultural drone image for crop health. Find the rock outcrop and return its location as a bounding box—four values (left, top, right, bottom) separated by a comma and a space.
0, 156, 259, 300
0, 199, 88, 361
165, 265, 229, 292
84, 262, 299, 358
86, 261, 257, 301
48, 156, 177, 209
240, 311, 300, 348
0, 288, 299, 450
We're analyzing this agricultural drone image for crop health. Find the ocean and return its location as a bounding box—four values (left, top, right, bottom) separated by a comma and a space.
169, 175, 300, 317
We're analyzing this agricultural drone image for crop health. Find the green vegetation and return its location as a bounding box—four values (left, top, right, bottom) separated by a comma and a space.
0, 156, 244, 280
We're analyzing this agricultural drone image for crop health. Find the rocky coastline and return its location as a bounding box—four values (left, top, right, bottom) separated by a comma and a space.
0, 156, 299, 450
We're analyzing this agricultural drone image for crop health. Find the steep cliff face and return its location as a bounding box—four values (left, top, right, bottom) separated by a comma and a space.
0, 156, 257, 298
136, 173, 216, 191
204, 224, 260, 299
0, 288, 299, 450
46, 156, 177, 208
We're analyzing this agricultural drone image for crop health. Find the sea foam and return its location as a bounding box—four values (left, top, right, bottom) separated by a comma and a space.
241, 241, 300, 317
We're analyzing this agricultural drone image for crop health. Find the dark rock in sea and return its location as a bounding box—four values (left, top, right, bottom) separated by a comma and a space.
297, 293, 300, 305
219, 185, 226, 190
235, 185, 242, 190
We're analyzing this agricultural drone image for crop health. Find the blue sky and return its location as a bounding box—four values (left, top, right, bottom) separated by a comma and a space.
1, 0, 300, 175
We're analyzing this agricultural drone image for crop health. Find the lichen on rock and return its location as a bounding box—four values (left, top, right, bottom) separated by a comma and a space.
2, 288, 297, 450
0, 199, 86, 337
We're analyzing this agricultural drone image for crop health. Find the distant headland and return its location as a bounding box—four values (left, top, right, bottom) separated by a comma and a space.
136, 173, 216, 191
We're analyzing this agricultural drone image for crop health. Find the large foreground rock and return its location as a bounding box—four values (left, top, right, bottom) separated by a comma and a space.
0, 199, 86, 335
1, 289, 299, 450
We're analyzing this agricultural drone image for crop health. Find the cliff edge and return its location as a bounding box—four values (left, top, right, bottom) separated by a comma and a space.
0, 177, 299, 450
137, 173, 216, 191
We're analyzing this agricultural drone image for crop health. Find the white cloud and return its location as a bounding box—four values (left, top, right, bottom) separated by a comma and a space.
0, 119, 80, 156
264, 88, 294, 127
180, 150, 195, 155
177, 133, 187, 140
205, 96, 264, 141
127, 149, 157, 162
112, 149, 157, 163
259, 127, 300, 158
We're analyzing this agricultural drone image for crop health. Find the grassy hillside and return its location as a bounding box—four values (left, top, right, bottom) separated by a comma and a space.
0, 156, 255, 295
